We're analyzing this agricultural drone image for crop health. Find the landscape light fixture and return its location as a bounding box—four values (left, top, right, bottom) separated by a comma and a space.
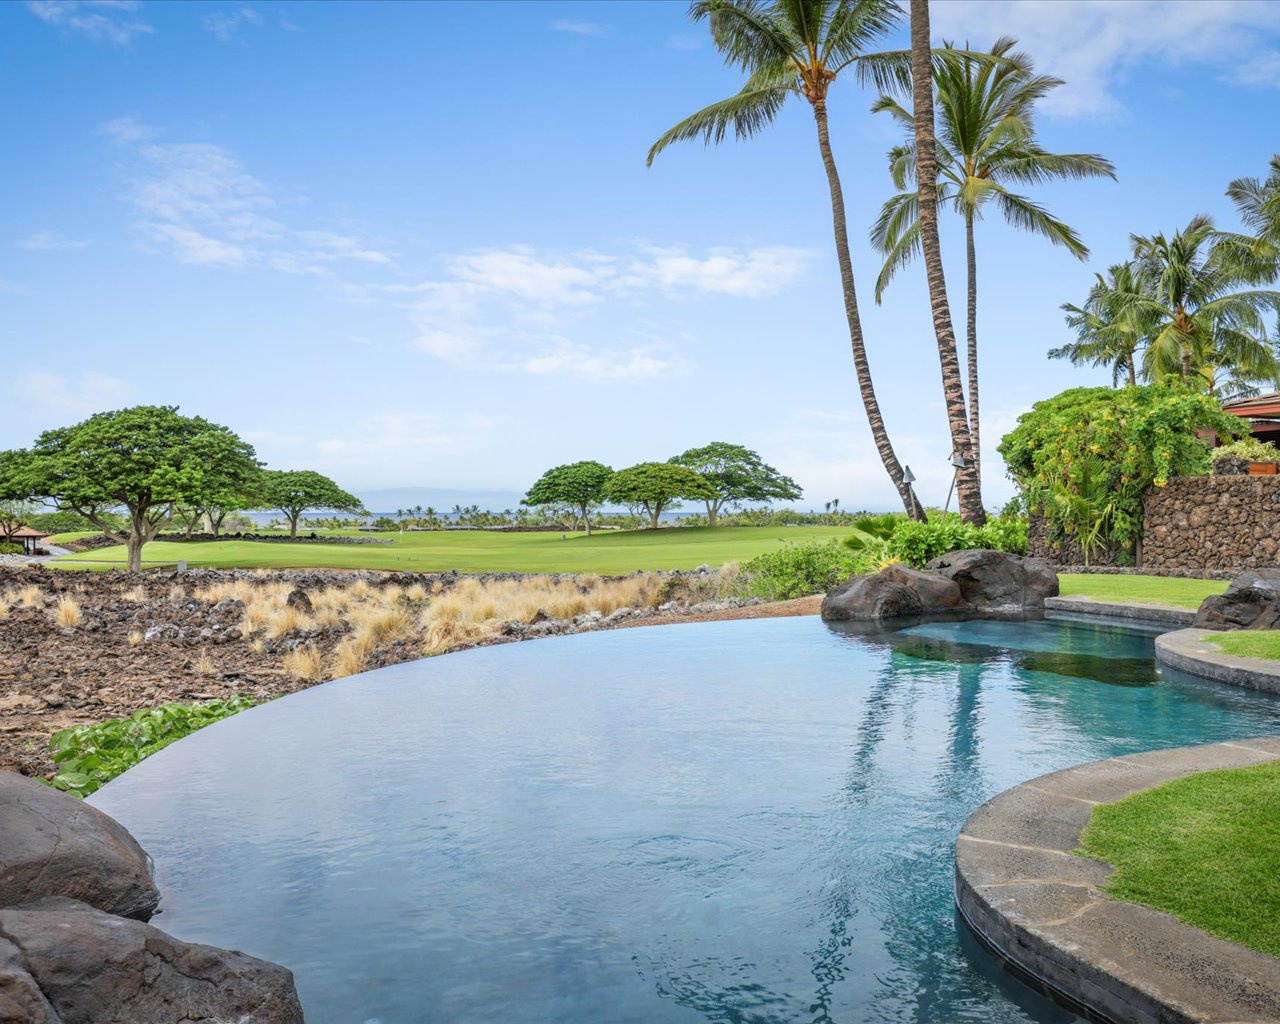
943, 450, 967, 516
903, 465, 916, 485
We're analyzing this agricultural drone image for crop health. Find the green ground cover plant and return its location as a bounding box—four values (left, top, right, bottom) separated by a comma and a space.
47, 697, 258, 797
739, 542, 864, 601
1056, 574, 1225, 609
49, 525, 859, 574
1209, 630, 1280, 661
1077, 762, 1280, 958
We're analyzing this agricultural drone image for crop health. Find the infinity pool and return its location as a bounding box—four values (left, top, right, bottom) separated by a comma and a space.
93, 616, 1280, 1024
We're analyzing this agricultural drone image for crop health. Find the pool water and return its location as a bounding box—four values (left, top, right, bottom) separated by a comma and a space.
92, 617, 1280, 1024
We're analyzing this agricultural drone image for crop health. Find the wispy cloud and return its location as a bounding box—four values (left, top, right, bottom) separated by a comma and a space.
102, 117, 392, 273
21, 371, 134, 416
201, 5, 262, 42
552, 19, 607, 37
17, 231, 92, 251
665, 34, 703, 52
26, 0, 153, 45
393, 243, 805, 381
932, 0, 1280, 117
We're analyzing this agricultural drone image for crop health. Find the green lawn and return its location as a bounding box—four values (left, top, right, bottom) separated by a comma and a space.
1077, 762, 1280, 958
1058, 573, 1225, 610
1209, 631, 1280, 661
49, 525, 858, 575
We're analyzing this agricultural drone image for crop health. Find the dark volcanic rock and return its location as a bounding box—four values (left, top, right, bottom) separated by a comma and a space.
0, 773, 159, 921
822, 550, 1057, 623
0, 898, 304, 1024
924, 549, 1058, 612
822, 565, 964, 622
1193, 569, 1280, 630
285, 589, 313, 612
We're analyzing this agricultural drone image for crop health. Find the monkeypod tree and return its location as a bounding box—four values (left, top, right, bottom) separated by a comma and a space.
669, 442, 801, 526
603, 462, 715, 530
0, 499, 38, 544
261, 470, 365, 539
521, 460, 614, 537
0, 406, 260, 571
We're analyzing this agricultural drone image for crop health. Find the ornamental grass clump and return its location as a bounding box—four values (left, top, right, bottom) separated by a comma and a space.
53, 595, 82, 628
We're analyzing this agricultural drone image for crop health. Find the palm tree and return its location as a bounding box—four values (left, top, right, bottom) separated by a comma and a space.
1131, 215, 1280, 391
872, 36, 1115, 489
907, 0, 983, 524
1228, 155, 1280, 248
648, 0, 925, 520
1050, 262, 1150, 387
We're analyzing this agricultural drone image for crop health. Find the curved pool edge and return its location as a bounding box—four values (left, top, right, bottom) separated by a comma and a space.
955, 738, 1280, 1024
1156, 629, 1280, 694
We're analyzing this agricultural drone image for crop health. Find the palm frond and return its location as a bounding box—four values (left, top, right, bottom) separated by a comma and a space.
993, 190, 1089, 258
647, 72, 796, 165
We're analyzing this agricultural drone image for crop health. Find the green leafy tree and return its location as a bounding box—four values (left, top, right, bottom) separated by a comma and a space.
998, 383, 1245, 560
521, 461, 614, 537
669, 442, 801, 525
603, 463, 715, 530
261, 469, 365, 539
0, 406, 260, 571
0, 499, 38, 544
648, 0, 926, 521
872, 35, 1115, 487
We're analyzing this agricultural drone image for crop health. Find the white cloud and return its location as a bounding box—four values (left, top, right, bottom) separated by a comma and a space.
931, 1, 1280, 117
309, 412, 493, 482
552, 19, 607, 37
201, 5, 262, 41
26, 0, 152, 45
17, 231, 91, 251
20, 371, 134, 417
103, 119, 392, 273
395, 243, 801, 381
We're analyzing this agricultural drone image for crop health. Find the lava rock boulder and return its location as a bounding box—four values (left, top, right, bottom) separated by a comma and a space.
1194, 569, 1280, 630
924, 549, 1058, 613
0, 773, 159, 921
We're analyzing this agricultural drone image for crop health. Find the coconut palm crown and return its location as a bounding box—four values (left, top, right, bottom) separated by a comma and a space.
870, 35, 1115, 486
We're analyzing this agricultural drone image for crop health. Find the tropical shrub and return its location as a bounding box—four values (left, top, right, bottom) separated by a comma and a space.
739, 542, 864, 601
1212, 437, 1280, 462
884, 515, 1028, 568
47, 696, 258, 797
998, 383, 1244, 558
0, 543, 21, 555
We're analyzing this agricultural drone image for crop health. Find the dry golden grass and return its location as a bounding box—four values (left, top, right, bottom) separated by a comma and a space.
404, 582, 428, 602
422, 618, 490, 656
127, 629, 143, 646
349, 603, 413, 645
53, 595, 82, 628
18, 585, 42, 608
121, 584, 148, 603
0, 602, 8, 621
195, 579, 256, 604
283, 645, 324, 681
195, 649, 215, 677
251, 638, 265, 654
264, 604, 314, 639
167, 584, 186, 604
329, 633, 375, 678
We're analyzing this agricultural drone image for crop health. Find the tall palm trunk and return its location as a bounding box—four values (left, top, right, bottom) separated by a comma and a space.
812, 101, 925, 521
909, 0, 984, 524
964, 209, 980, 487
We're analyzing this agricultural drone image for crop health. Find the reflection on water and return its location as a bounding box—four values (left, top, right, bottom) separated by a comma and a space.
92, 618, 1280, 1024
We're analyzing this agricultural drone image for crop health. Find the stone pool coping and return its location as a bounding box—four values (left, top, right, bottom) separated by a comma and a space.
1044, 595, 1196, 628
1155, 629, 1280, 694
956, 738, 1280, 1024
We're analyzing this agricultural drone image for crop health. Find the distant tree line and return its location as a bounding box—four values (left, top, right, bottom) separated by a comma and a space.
0, 406, 365, 570
520, 443, 802, 532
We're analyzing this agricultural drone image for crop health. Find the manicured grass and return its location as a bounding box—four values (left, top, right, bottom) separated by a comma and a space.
1209, 630, 1280, 661
49, 526, 858, 574
1058, 573, 1225, 610
1077, 762, 1280, 958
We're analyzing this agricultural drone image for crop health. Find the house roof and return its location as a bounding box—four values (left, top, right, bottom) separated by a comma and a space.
1223, 392, 1280, 418
10, 526, 50, 539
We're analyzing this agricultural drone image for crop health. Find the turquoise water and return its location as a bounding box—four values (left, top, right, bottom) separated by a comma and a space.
93, 617, 1280, 1024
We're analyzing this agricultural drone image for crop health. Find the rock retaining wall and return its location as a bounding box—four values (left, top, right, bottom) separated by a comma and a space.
1143, 475, 1280, 571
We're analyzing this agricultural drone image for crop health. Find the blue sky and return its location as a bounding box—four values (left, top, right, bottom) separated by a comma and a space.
4, 0, 1280, 511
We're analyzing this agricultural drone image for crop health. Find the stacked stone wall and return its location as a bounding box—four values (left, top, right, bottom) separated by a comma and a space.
1143, 475, 1280, 570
